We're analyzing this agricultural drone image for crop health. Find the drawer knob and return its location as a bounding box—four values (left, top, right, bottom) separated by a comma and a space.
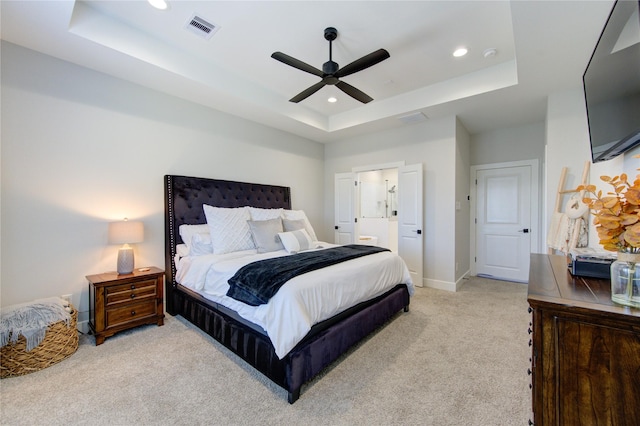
130, 293, 136, 299
527, 368, 532, 375
528, 306, 532, 313
131, 285, 136, 290
528, 328, 532, 334
131, 310, 136, 316
529, 339, 532, 347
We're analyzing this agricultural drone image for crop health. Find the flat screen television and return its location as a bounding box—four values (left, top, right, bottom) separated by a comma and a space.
583, 0, 640, 163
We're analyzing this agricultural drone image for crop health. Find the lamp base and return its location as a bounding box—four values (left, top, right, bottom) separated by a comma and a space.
117, 246, 135, 274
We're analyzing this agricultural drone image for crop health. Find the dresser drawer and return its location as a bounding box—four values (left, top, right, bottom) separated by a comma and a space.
105, 299, 157, 328
105, 279, 157, 305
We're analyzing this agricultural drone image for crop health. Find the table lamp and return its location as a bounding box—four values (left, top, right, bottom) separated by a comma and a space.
108, 218, 144, 274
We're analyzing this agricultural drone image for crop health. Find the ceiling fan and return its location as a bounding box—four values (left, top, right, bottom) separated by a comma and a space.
271, 27, 390, 104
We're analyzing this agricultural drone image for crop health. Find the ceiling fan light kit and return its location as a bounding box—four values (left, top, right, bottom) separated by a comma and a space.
271, 27, 390, 104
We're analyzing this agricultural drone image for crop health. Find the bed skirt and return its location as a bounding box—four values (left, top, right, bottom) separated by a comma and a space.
171, 283, 410, 403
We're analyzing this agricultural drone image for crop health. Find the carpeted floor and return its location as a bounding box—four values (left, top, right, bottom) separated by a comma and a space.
0, 277, 532, 425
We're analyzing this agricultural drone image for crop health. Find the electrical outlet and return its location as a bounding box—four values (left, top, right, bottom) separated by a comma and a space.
61, 294, 72, 304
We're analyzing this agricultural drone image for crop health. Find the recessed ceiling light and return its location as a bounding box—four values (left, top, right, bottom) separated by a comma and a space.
148, 0, 168, 10
328, 97, 337, 103
453, 47, 468, 57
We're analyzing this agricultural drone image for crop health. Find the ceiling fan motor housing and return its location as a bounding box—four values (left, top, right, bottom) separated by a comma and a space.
324, 27, 337, 41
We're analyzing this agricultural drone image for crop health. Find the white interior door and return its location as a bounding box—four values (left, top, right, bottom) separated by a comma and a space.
475, 165, 531, 282
334, 172, 356, 244
398, 164, 423, 286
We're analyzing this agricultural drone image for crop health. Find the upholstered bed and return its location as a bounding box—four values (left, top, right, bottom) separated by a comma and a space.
164, 175, 411, 403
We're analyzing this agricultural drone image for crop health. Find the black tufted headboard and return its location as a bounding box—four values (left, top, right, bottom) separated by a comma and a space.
163, 175, 291, 313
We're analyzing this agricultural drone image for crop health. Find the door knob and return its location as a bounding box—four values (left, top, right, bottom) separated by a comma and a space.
518, 228, 530, 233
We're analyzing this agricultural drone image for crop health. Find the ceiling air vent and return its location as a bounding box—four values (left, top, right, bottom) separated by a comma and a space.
185, 14, 219, 40
397, 112, 428, 125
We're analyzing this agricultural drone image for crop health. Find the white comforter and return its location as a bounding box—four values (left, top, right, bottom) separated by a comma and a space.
176, 243, 414, 358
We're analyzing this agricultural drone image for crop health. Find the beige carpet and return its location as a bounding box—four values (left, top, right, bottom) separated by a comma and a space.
0, 277, 532, 425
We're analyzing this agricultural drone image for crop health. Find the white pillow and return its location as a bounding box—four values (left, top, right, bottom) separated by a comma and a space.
248, 218, 284, 253
248, 207, 283, 221
190, 232, 213, 256
179, 224, 209, 247
203, 205, 255, 254
278, 229, 314, 253
176, 244, 190, 258
282, 210, 318, 241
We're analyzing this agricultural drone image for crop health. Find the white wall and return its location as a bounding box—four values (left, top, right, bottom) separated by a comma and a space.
470, 122, 546, 167
324, 116, 458, 289
455, 118, 471, 283
0, 42, 325, 323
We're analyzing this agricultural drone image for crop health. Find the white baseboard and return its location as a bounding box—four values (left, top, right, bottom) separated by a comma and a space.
424, 278, 457, 292
77, 320, 90, 335
424, 271, 470, 292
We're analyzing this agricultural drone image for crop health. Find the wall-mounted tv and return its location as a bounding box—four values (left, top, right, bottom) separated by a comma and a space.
583, 0, 640, 163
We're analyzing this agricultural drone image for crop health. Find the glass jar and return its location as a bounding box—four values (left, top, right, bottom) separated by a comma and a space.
610, 252, 640, 308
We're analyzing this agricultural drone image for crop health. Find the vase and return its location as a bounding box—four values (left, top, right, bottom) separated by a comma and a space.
610, 252, 640, 308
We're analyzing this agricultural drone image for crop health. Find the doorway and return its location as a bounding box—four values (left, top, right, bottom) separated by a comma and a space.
357, 169, 399, 252
335, 162, 423, 286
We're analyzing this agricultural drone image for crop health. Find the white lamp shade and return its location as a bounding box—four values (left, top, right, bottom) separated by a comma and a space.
108, 220, 144, 244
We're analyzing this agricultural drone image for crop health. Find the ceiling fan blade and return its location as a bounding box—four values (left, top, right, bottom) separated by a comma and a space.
335, 49, 390, 78
289, 81, 327, 103
336, 81, 373, 103
271, 52, 324, 77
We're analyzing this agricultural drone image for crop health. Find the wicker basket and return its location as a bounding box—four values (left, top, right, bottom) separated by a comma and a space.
1, 305, 78, 378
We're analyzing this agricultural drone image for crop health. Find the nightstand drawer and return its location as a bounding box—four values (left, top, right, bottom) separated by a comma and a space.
105, 279, 157, 305
106, 300, 157, 328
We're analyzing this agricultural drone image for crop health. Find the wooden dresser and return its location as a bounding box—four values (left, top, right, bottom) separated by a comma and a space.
527, 254, 640, 425
87, 267, 164, 345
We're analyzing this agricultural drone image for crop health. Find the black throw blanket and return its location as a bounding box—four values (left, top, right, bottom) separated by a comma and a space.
226, 244, 390, 306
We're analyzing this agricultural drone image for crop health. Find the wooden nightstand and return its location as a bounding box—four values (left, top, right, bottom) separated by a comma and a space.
87, 267, 165, 345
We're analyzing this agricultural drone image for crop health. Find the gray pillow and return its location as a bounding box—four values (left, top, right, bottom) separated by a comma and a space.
248, 218, 284, 253
283, 218, 306, 233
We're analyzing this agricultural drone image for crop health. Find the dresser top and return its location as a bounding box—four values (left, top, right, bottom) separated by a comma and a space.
528, 254, 640, 321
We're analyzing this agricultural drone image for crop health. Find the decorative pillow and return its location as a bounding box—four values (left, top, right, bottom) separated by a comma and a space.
248, 218, 284, 253
282, 210, 318, 241
248, 207, 283, 221
278, 229, 314, 253
203, 205, 255, 254
179, 224, 209, 247
190, 232, 213, 256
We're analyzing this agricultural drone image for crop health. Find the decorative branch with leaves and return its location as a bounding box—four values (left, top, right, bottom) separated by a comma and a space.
577, 165, 640, 253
